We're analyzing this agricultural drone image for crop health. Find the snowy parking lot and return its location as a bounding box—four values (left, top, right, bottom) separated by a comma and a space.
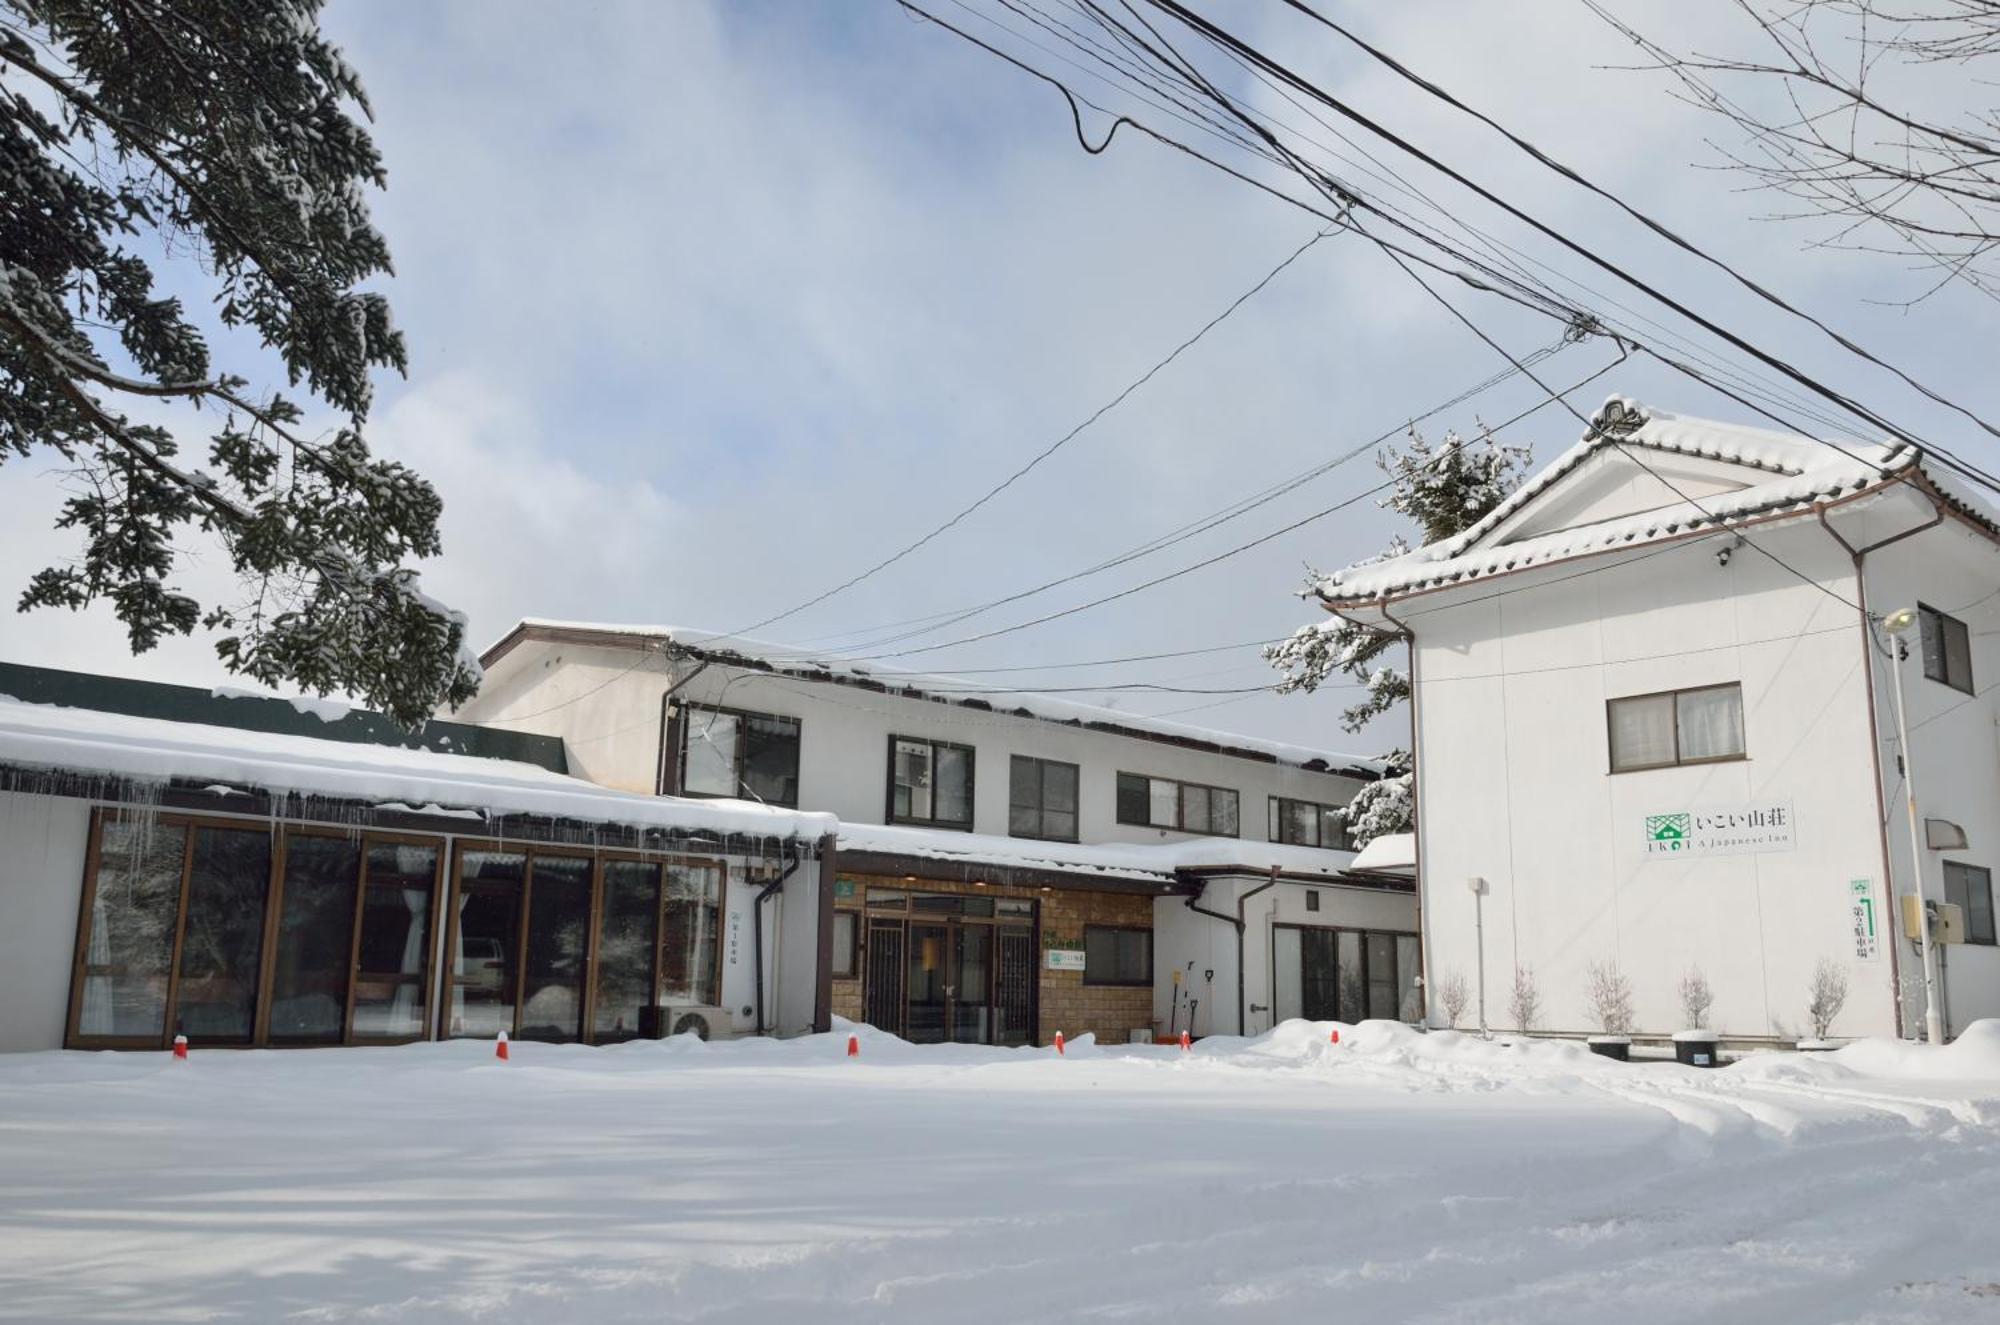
2, 1022, 1998, 1324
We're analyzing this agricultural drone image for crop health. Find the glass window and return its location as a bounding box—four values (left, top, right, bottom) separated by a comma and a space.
1920, 604, 1975, 693
77, 820, 189, 1039
1270, 798, 1353, 850
1608, 692, 1677, 771
1010, 756, 1080, 841
1116, 772, 1150, 826
889, 737, 973, 829
1083, 925, 1151, 986
1336, 930, 1364, 1023
268, 835, 361, 1044
893, 739, 932, 821
172, 827, 273, 1043
682, 710, 740, 796
832, 911, 858, 979
1117, 773, 1238, 834
520, 855, 591, 1041
350, 843, 437, 1040
1676, 685, 1745, 762
1609, 684, 1744, 771
450, 850, 523, 1037
594, 860, 661, 1039
681, 706, 801, 805
1946, 861, 1997, 945
662, 862, 723, 1004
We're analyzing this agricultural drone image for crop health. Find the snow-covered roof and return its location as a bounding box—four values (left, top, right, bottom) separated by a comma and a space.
835, 820, 1364, 884
1316, 396, 1947, 604
1349, 832, 1415, 875
0, 694, 834, 842
483, 619, 1387, 778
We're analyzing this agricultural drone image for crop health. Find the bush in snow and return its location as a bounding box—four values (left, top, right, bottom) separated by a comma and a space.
1437, 970, 1470, 1028
1678, 967, 1715, 1031
1508, 966, 1540, 1033
1586, 961, 1634, 1036
1807, 958, 1849, 1041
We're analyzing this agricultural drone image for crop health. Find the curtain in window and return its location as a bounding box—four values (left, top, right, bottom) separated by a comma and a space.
683, 710, 741, 796
1676, 687, 1744, 761
934, 746, 971, 824
1609, 694, 1676, 769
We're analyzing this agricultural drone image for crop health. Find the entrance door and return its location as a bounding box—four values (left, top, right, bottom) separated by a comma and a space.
864, 920, 906, 1035
994, 927, 1034, 1046
907, 923, 950, 1043
952, 926, 991, 1043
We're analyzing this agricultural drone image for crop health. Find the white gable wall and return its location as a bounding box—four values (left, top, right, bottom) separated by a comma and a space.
1409, 519, 1898, 1040
1486, 448, 1760, 547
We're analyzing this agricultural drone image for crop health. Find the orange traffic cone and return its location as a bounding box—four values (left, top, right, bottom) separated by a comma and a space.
846, 1033, 859, 1058
1054, 1030, 1065, 1056
1330, 1028, 1341, 1045
495, 1031, 510, 1062
172, 1034, 188, 1061
1179, 1030, 1191, 1051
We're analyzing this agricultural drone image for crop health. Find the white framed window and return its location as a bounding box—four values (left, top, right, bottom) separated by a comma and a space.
1607, 683, 1744, 773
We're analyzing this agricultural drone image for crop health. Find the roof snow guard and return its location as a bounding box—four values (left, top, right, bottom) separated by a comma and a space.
1313, 395, 1971, 606
482, 620, 1387, 779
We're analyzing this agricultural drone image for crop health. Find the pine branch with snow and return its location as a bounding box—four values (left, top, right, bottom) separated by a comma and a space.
1267, 425, 1529, 846
0, 1, 478, 724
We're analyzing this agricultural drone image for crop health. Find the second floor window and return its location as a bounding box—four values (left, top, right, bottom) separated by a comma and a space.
890, 737, 974, 830
1606, 683, 1744, 774
1117, 772, 1240, 835
1919, 603, 1974, 693
680, 706, 801, 806
1010, 756, 1079, 841
1270, 797, 1354, 850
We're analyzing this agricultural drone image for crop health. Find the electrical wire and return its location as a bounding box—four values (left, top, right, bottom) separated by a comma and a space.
729, 221, 1338, 638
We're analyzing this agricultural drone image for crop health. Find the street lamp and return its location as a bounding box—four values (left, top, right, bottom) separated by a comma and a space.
1881, 607, 1944, 1044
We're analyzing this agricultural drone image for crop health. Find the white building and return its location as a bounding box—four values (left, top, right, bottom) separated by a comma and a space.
453, 621, 1415, 1044
0, 663, 834, 1053
1317, 396, 2000, 1045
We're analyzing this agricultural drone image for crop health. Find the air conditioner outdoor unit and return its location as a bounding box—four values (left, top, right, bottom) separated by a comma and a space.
656, 1005, 740, 1041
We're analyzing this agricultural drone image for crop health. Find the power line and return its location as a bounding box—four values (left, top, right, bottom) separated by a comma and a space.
832, 346, 1626, 662
1131, 0, 2000, 497
774, 336, 1566, 661
730, 221, 1337, 638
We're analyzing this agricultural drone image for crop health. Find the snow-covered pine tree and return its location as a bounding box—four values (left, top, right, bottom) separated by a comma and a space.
1266, 426, 1529, 844
0, 1, 478, 725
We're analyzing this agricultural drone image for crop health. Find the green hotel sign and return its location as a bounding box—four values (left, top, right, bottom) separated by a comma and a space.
1643, 800, 1794, 859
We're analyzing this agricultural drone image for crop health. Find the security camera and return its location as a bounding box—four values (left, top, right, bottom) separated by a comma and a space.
1716, 544, 1733, 567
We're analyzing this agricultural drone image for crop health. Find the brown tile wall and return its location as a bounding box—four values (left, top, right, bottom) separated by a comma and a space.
828, 871, 1157, 1047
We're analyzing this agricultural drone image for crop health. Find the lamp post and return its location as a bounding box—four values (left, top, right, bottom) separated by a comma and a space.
1881, 607, 1944, 1044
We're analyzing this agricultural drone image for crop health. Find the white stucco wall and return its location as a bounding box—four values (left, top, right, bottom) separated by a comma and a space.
458, 641, 1371, 849
0, 791, 90, 1052
1152, 878, 1416, 1037
1409, 518, 1901, 1042
1863, 516, 2000, 1038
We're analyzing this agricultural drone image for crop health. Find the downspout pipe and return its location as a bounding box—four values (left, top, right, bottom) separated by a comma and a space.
752, 847, 805, 1036
1183, 871, 1278, 1034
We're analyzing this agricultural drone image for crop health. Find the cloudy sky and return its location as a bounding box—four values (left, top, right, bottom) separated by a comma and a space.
4, 1, 1995, 758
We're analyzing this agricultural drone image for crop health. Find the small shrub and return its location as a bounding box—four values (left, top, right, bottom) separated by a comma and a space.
1508, 965, 1540, 1033
1586, 960, 1634, 1036
1807, 958, 1849, 1041
1677, 966, 1715, 1031
1438, 970, 1470, 1028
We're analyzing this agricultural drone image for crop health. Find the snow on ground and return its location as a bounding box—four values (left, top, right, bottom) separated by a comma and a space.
2, 1022, 1998, 1324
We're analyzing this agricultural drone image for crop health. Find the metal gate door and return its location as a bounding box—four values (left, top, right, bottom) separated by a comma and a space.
863, 920, 905, 1036
994, 927, 1034, 1046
